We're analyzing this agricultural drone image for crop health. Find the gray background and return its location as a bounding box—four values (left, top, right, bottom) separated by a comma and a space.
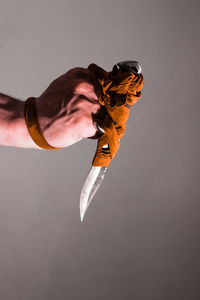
0, 0, 199, 299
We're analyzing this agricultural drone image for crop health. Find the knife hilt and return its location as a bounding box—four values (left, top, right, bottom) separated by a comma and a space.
96, 60, 142, 135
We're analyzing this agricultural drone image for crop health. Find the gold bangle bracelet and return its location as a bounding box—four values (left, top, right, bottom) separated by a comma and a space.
24, 97, 62, 150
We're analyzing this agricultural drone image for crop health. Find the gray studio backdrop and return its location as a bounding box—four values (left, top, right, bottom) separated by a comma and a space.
0, 0, 199, 299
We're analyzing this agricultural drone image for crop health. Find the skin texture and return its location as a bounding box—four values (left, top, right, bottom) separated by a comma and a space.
0, 67, 101, 149
36, 67, 101, 148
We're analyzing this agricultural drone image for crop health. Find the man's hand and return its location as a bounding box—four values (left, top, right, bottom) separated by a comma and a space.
34, 67, 101, 148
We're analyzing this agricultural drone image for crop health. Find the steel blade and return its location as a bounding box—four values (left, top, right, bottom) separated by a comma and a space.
80, 166, 107, 221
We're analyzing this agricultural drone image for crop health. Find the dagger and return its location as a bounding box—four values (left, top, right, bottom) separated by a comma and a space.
80, 60, 142, 221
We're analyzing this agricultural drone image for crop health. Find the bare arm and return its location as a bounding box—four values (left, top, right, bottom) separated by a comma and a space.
0, 83, 100, 149
0, 93, 39, 149
0, 68, 101, 149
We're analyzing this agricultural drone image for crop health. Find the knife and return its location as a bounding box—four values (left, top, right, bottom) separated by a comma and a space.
80, 61, 142, 221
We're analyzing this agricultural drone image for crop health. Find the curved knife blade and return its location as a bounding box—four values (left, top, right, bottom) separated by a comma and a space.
80, 166, 107, 221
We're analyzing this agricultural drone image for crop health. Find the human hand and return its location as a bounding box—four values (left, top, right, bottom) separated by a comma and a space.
35, 67, 101, 148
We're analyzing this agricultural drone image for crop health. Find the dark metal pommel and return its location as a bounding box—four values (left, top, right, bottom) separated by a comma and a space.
116, 60, 142, 75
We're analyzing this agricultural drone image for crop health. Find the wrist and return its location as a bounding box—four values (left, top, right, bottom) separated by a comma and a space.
14, 99, 43, 149
25, 97, 60, 149
7, 97, 52, 149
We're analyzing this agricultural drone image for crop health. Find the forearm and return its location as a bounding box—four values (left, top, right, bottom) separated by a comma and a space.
0, 93, 41, 149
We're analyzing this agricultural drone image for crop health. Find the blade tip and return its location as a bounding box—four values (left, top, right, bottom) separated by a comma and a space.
80, 211, 85, 222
